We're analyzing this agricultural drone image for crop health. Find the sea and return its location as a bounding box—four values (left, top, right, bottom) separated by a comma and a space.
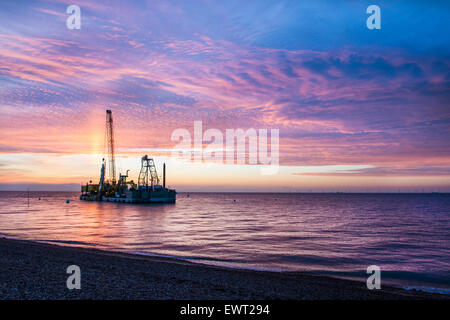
0, 191, 449, 294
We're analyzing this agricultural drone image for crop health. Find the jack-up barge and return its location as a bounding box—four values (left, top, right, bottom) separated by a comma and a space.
80, 110, 176, 204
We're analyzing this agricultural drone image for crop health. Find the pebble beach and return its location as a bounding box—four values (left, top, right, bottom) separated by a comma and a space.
0, 238, 446, 300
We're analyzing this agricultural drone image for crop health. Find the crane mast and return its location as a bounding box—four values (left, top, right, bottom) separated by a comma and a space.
105, 110, 116, 184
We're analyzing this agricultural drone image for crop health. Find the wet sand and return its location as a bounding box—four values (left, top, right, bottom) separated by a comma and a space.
0, 238, 446, 300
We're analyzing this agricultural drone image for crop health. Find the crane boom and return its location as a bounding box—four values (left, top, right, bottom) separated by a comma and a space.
106, 110, 116, 184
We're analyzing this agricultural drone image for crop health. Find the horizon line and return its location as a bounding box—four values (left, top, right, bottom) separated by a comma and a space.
1, 190, 449, 194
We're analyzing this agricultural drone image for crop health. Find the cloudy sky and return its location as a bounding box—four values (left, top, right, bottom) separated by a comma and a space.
0, 0, 449, 192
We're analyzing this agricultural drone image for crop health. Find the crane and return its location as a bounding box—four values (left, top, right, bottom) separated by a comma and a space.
105, 110, 116, 184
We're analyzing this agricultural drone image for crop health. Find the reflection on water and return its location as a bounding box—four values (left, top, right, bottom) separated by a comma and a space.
0, 191, 449, 291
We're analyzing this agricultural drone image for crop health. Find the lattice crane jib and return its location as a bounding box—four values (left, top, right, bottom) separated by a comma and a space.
105, 110, 116, 184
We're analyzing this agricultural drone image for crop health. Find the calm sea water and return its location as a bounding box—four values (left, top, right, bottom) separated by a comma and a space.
0, 191, 449, 293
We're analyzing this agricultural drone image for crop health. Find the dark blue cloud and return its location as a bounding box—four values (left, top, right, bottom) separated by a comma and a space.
105, 76, 197, 107
301, 55, 424, 80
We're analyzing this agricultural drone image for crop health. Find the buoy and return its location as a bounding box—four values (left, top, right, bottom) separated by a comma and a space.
66, 200, 70, 203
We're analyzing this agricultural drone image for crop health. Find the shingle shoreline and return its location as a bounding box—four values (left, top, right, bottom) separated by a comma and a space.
0, 237, 446, 300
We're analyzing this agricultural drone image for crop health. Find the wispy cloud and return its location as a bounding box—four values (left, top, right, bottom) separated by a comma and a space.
0, 0, 449, 190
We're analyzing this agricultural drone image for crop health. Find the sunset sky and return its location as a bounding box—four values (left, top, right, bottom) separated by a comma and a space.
0, 0, 449, 192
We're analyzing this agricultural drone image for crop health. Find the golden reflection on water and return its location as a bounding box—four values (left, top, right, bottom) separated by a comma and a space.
1, 190, 450, 289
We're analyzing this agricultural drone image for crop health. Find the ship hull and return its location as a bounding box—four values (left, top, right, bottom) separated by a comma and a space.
80, 189, 176, 204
